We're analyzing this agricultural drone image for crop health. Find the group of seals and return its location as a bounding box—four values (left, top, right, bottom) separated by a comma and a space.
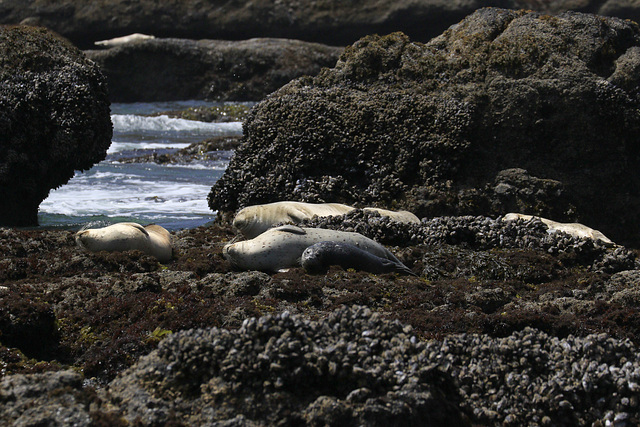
233, 201, 420, 238
502, 213, 614, 245
223, 225, 414, 275
75, 222, 172, 263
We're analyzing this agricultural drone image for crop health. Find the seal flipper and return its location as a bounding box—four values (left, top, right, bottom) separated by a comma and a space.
378, 258, 418, 276
121, 222, 149, 236
274, 225, 307, 235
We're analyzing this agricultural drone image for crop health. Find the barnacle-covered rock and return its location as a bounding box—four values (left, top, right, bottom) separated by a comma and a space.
0, 26, 112, 226
209, 9, 640, 247
106, 306, 468, 426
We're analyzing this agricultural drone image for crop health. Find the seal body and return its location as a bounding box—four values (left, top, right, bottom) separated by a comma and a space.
223, 225, 401, 273
301, 241, 416, 275
502, 213, 614, 245
233, 201, 420, 238
75, 222, 172, 263
362, 208, 420, 224
95, 33, 155, 47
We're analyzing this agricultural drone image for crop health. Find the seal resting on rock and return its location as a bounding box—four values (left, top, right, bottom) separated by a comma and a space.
502, 213, 614, 245
75, 222, 172, 263
301, 241, 416, 276
94, 33, 155, 47
223, 224, 405, 273
233, 201, 420, 238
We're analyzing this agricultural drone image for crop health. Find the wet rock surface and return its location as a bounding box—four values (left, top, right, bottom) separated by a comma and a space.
1, 214, 640, 424
208, 9, 640, 247
118, 136, 242, 166
0, 25, 112, 227
84, 37, 343, 102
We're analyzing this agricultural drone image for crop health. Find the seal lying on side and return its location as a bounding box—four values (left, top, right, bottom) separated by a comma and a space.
301, 241, 416, 276
75, 222, 172, 263
223, 225, 404, 273
502, 213, 614, 245
233, 201, 420, 238
94, 33, 155, 47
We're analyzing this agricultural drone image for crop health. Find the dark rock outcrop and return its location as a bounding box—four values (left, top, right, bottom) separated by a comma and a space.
0, 0, 514, 49
0, 25, 112, 226
84, 37, 342, 102
209, 9, 640, 247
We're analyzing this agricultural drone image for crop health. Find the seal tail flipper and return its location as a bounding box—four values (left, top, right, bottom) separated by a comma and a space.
396, 263, 418, 277
379, 258, 418, 276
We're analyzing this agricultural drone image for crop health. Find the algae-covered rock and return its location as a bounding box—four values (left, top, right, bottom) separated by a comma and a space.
209, 9, 640, 246
0, 25, 112, 226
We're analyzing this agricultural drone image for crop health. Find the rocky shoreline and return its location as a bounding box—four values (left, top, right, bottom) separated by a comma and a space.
2, 3, 640, 425
2, 0, 640, 49
1, 214, 640, 424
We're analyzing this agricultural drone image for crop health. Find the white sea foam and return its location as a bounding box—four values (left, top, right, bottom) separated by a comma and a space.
107, 141, 192, 154
112, 114, 243, 135
39, 101, 241, 230
40, 162, 225, 222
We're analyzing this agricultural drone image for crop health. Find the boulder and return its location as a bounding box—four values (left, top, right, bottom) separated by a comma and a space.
84, 37, 343, 102
208, 8, 640, 247
0, 0, 514, 49
0, 26, 112, 227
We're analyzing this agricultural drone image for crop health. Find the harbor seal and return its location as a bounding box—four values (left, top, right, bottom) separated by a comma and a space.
94, 33, 155, 47
223, 225, 403, 273
362, 207, 420, 224
301, 241, 416, 276
502, 213, 614, 245
75, 222, 172, 263
233, 201, 420, 238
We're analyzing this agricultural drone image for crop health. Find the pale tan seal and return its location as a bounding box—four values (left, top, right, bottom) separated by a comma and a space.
223, 225, 403, 273
75, 222, 172, 263
94, 33, 155, 47
233, 201, 420, 238
502, 213, 614, 245
362, 207, 420, 224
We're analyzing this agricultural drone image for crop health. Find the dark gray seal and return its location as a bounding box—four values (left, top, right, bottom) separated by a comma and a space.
301, 241, 416, 276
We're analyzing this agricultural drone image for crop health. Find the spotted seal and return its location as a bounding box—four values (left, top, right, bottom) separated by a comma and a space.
75, 222, 172, 263
223, 225, 404, 273
233, 201, 420, 238
301, 241, 416, 275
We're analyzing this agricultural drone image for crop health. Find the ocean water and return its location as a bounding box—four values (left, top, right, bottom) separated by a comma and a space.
38, 101, 246, 231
